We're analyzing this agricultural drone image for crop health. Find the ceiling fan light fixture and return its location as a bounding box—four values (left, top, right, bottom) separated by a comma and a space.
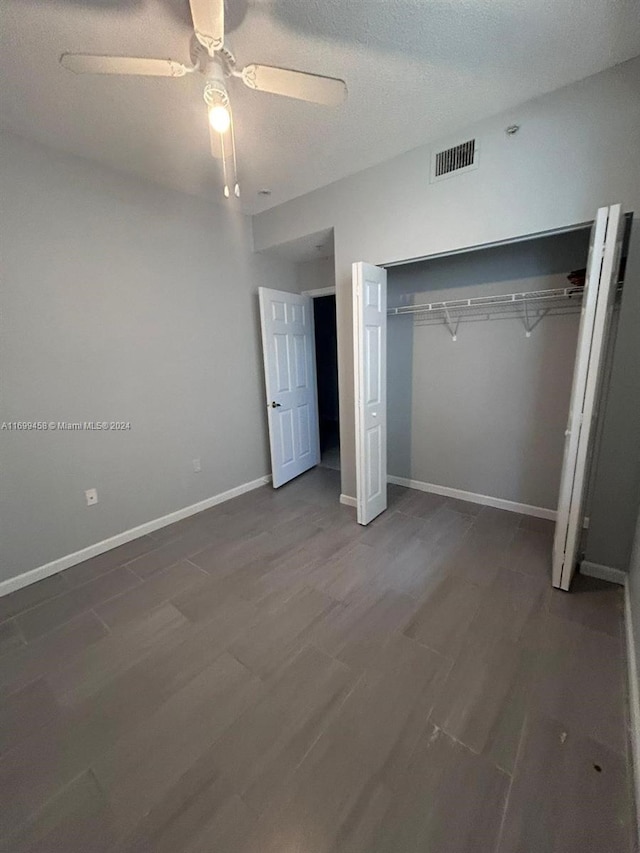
59, 0, 348, 199
209, 103, 231, 134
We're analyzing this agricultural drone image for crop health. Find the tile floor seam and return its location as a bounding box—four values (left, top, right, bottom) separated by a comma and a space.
124, 550, 174, 580
182, 558, 210, 575
89, 608, 112, 635
0, 766, 94, 846
2, 670, 60, 702
541, 595, 624, 640
0, 619, 27, 656
62, 559, 135, 588
285, 665, 367, 775
492, 704, 531, 853
14, 572, 145, 644
0, 586, 84, 625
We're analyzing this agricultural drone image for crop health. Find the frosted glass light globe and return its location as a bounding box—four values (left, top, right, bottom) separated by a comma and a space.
209, 104, 230, 134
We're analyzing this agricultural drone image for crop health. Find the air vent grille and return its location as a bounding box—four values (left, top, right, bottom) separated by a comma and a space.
431, 139, 478, 181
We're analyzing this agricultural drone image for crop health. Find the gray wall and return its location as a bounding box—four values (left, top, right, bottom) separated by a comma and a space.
387, 230, 590, 509
296, 257, 335, 293
254, 56, 640, 571
387, 312, 414, 480
0, 131, 296, 583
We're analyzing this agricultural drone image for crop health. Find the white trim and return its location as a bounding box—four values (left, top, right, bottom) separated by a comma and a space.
624, 580, 640, 848
0, 475, 271, 598
340, 494, 357, 508
304, 286, 336, 298
387, 475, 556, 520
580, 560, 627, 586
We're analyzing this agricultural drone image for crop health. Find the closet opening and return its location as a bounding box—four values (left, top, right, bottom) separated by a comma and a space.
354, 207, 633, 588
386, 226, 594, 518
313, 294, 340, 471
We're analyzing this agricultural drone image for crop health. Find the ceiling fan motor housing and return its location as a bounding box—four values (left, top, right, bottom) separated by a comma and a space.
190, 34, 235, 76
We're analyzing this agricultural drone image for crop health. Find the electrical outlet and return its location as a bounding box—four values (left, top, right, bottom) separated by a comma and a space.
85, 488, 98, 506
192, 458, 202, 473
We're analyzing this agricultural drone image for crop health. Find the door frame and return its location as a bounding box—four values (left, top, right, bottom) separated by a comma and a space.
306, 286, 336, 298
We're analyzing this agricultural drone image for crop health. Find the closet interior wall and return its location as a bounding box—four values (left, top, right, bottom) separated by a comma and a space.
387, 228, 592, 513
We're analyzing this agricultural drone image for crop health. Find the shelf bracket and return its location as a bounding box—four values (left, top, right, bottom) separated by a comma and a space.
521, 298, 548, 337
443, 307, 460, 342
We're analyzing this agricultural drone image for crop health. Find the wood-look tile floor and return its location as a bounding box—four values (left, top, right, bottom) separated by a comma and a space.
0, 468, 634, 852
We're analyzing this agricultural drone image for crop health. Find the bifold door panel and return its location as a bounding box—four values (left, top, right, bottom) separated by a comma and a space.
353, 262, 387, 525
552, 204, 624, 590
259, 288, 320, 488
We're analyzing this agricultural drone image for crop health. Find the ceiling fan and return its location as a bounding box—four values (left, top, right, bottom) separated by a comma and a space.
60, 0, 347, 199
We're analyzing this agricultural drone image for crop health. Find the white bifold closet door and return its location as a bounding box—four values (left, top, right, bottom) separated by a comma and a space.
258, 287, 320, 488
552, 204, 624, 591
353, 262, 387, 525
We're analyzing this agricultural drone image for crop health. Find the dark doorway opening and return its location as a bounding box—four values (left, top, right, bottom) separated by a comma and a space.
313, 295, 340, 470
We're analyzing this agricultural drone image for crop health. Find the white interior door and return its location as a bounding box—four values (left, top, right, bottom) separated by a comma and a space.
353, 262, 387, 525
552, 204, 624, 590
259, 287, 320, 488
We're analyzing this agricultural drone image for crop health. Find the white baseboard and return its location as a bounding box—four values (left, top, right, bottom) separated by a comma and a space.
624, 581, 640, 847
0, 475, 272, 598
580, 560, 627, 586
387, 475, 556, 521
340, 494, 357, 508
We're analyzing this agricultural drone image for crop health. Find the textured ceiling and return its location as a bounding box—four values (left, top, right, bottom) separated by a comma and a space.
1, 0, 639, 214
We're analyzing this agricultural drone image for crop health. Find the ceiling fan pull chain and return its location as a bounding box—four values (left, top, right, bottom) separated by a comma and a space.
229, 104, 240, 198
219, 128, 230, 199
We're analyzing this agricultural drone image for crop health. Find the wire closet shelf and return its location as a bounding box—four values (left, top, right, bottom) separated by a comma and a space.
387, 285, 621, 340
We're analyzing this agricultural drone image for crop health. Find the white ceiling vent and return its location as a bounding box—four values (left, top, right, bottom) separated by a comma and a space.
431, 138, 479, 182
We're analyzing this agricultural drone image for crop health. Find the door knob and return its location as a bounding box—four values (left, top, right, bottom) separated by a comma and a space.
271, 401, 282, 408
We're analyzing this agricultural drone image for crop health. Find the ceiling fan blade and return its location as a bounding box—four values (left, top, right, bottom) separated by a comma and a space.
189, 0, 224, 56
60, 54, 191, 77
240, 65, 347, 106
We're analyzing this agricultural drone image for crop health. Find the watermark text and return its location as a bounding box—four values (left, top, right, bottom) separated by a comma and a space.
2, 421, 132, 431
